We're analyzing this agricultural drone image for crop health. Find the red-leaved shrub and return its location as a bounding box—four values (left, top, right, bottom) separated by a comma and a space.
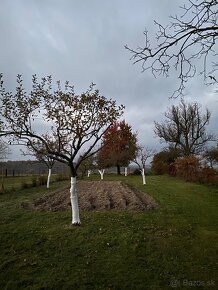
174, 155, 201, 182
199, 167, 217, 184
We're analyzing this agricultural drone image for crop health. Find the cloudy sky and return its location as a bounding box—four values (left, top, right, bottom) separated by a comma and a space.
0, 0, 217, 160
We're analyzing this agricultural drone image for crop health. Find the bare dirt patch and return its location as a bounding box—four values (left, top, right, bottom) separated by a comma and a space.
34, 181, 158, 212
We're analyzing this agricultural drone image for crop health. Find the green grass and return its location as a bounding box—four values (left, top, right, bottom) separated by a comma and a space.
0, 176, 34, 190
0, 174, 68, 191
0, 174, 217, 289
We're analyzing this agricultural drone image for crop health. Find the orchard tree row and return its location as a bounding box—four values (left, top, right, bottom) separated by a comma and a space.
78, 121, 154, 185
0, 74, 217, 225
0, 74, 152, 225
92, 98, 217, 184
0, 74, 125, 224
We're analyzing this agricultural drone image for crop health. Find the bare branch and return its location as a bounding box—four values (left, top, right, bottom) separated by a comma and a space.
133, 145, 155, 171
125, 0, 218, 97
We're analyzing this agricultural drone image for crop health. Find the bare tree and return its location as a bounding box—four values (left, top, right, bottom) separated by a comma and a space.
22, 145, 55, 189
133, 146, 155, 184
0, 74, 124, 224
154, 99, 215, 156
125, 0, 218, 97
203, 144, 218, 167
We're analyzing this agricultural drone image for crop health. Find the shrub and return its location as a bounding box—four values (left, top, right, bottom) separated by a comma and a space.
174, 155, 201, 182
199, 167, 218, 184
168, 163, 176, 176
151, 158, 168, 175
151, 148, 181, 175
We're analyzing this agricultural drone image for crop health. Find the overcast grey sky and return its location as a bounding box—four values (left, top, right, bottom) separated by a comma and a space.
0, 0, 217, 160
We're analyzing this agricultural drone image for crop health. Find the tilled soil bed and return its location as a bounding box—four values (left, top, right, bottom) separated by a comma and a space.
34, 180, 158, 212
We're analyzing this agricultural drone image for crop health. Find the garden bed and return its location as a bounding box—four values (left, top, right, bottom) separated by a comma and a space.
34, 180, 158, 211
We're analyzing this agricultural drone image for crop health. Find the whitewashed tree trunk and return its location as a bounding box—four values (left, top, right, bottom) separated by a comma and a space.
87, 170, 91, 177
47, 168, 52, 189
98, 169, 105, 180
70, 177, 81, 225
124, 167, 128, 176
141, 169, 146, 185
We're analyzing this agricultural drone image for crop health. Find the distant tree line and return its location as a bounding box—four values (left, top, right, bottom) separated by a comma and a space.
0, 160, 69, 177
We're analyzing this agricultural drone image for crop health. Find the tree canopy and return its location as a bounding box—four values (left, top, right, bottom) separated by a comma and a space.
154, 99, 215, 156
96, 120, 137, 174
151, 147, 182, 175
0, 74, 124, 177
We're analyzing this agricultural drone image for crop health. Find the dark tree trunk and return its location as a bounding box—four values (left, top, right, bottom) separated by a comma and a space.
116, 164, 121, 175
69, 163, 77, 178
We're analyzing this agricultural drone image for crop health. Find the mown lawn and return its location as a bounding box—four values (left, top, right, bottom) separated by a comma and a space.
0, 174, 217, 289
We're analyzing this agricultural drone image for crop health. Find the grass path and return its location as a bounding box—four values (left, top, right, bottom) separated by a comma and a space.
0, 175, 217, 289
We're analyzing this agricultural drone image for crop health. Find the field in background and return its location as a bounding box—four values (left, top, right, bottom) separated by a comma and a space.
0, 173, 69, 192
0, 174, 217, 289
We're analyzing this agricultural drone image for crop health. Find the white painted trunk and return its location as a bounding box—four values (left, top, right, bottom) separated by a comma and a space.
47, 168, 52, 189
141, 169, 146, 185
87, 170, 91, 178
142, 174, 146, 185
70, 177, 81, 225
124, 167, 128, 176
98, 169, 105, 180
